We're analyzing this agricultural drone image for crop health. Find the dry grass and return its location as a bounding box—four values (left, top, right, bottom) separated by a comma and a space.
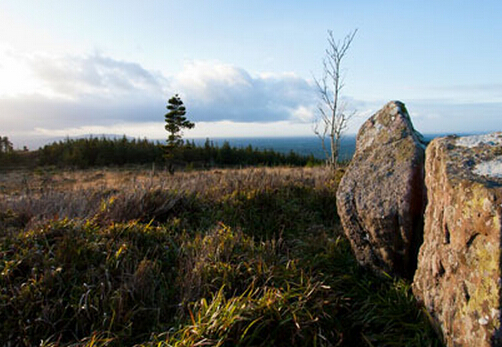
1, 167, 336, 230
0, 166, 442, 346
1, 166, 334, 196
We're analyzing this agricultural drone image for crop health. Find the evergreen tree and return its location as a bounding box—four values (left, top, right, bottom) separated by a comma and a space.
0, 136, 14, 164
0, 136, 13, 153
164, 94, 194, 173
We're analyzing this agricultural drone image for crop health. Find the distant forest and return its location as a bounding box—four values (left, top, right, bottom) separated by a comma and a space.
0, 136, 321, 169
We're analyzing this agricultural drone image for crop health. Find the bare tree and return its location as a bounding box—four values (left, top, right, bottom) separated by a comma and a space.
314, 29, 357, 169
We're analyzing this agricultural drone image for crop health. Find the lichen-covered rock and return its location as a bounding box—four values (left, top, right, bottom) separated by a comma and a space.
413, 132, 502, 347
336, 101, 426, 278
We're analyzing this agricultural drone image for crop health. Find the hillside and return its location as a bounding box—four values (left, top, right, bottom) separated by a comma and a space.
0, 167, 442, 346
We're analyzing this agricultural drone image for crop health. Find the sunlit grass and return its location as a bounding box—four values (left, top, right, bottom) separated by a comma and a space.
0, 166, 442, 346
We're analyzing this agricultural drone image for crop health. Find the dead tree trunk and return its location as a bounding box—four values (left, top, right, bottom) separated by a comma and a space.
314, 29, 357, 169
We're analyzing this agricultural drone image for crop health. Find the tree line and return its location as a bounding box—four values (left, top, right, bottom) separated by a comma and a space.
36, 136, 320, 169
0, 134, 320, 170
39, 136, 163, 168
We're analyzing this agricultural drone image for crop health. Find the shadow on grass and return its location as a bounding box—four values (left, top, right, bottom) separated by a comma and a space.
0, 180, 442, 346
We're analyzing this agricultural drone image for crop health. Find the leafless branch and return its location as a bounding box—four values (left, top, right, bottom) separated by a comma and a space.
312, 29, 357, 169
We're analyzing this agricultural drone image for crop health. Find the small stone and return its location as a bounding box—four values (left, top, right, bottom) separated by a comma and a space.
479, 317, 489, 326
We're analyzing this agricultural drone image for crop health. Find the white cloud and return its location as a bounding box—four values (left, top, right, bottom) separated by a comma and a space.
2, 46, 502, 149
172, 60, 316, 122
175, 61, 254, 103
0, 46, 44, 98
292, 105, 316, 122
0, 48, 319, 142
27, 52, 166, 100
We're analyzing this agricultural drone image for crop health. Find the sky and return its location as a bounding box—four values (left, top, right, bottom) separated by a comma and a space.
1, 0, 502, 148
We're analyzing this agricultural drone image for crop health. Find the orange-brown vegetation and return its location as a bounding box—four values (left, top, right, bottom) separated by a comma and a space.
0, 166, 441, 346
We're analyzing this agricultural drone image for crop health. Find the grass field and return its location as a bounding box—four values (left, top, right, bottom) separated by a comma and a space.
0, 166, 442, 346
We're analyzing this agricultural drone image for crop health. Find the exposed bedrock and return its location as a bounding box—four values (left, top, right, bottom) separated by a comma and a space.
336, 101, 427, 278
413, 133, 502, 347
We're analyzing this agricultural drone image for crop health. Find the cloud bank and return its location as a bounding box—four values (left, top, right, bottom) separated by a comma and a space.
1, 46, 502, 149
175, 61, 316, 122
0, 48, 318, 142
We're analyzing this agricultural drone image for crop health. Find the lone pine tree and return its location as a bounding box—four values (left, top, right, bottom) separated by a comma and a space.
164, 94, 195, 173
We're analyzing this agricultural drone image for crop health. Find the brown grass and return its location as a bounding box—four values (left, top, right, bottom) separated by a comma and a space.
1, 166, 335, 229
0, 166, 442, 346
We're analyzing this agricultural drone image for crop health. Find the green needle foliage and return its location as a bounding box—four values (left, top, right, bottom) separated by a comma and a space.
164, 94, 194, 173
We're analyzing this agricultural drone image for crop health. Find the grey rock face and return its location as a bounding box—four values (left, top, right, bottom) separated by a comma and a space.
336, 101, 426, 278
413, 133, 502, 347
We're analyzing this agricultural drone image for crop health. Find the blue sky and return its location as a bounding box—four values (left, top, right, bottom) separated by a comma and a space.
1, 1, 501, 148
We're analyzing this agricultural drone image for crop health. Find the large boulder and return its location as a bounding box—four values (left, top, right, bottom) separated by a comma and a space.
413, 133, 502, 347
336, 101, 426, 278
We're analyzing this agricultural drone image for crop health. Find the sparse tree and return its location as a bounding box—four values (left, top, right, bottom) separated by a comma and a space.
0, 135, 15, 164
0, 136, 13, 153
164, 94, 195, 173
314, 29, 357, 169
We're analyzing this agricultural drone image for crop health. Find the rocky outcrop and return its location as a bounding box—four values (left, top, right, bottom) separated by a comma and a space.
336, 101, 426, 278
413, 133, 502, 347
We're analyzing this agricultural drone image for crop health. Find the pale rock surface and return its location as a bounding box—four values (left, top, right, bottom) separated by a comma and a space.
413, 133, 502, 347
455, 132, 502, 149
336, 101, 426, 278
